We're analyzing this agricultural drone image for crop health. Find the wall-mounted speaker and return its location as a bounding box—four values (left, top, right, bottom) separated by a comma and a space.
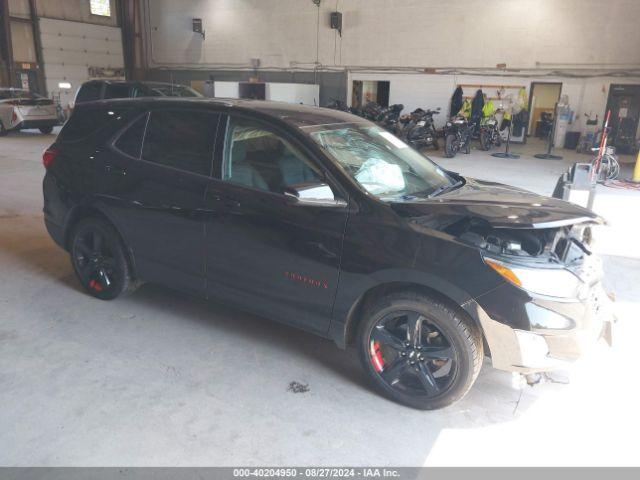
330, 12, 342, 35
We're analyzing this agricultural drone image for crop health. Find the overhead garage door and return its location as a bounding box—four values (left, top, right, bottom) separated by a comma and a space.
38, 17, 124, 109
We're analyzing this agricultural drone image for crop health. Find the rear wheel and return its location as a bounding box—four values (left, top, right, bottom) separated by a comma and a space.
70, 218, 134, 300
0, 120, 8, 137
444, 134, 457, 158
357, 292, 483, 410
39, 126, 54, 134
432, 138, 439, 150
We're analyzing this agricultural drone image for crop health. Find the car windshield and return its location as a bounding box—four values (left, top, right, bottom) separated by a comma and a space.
0, 89, 45, 100
306, 122, 456, 200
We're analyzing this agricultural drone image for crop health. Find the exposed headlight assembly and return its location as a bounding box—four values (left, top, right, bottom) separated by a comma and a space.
484, 257, 584, 299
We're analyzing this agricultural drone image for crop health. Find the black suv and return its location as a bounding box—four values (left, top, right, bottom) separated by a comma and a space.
73, 80, 201, 107
43, 98, 614, 409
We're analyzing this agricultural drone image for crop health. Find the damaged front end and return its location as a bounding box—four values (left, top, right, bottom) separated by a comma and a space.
445, 215, 595, 268
396, 188, 614, 373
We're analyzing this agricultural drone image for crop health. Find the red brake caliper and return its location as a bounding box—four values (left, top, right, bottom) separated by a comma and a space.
88, 279, 103, 292
370, 341, 385, 373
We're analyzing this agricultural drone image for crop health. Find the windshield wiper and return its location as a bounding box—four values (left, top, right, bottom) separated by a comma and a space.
427, 180, 463, 197
400, 180, 463, 200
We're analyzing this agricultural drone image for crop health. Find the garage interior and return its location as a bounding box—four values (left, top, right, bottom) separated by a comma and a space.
1, 0, 640, 468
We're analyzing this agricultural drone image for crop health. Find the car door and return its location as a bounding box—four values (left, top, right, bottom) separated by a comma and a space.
102, 107, 220, 296
204, 114, 350, 334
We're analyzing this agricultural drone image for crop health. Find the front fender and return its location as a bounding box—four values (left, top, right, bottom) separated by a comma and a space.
329, 267, 477, 348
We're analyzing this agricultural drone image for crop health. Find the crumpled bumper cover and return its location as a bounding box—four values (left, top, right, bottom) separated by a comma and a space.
467, 283, 615, 374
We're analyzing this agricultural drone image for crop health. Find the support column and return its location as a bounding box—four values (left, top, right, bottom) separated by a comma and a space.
0, 0, 15, 87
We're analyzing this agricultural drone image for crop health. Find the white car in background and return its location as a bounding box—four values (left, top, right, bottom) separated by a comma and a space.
0, 88, 59, 136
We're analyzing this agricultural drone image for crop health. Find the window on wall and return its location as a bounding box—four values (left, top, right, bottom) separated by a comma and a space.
90, 0, 111, 17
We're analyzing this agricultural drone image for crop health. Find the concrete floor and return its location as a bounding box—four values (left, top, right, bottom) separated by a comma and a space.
1, 130, 639, 466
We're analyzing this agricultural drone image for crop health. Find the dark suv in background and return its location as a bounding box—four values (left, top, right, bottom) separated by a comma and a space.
72, 80, 201, 107
42, 98, 614, 409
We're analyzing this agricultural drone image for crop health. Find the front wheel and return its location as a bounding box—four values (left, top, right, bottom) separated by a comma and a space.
39, 126, 54, 134
70, 218, 135, 300
357, 292, 483, 410
444, 134, 458, 158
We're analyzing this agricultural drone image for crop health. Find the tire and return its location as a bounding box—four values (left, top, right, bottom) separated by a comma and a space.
464, 139, 471, 154
432, 138, 439, 150
0, 120, 8, 137
39, 126, 54, 134
357, 291, 483, 410
70, 218, 136, 300
444, 134, 457, 158
479, 130, 490, 151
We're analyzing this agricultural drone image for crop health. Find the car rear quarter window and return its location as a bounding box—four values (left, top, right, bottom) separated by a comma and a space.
141, 109, 219, 176
57, 107, 131, 144
75, 82, 102, 103
114, 114, 148, 158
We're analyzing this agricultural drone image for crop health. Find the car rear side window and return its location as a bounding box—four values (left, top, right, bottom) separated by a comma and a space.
114, 114, 148, 158
57, 107, 131, 143
75, 83, 102, 103
141, 109, 218, 176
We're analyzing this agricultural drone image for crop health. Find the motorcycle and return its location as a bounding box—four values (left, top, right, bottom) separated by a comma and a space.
399, 107, 440, 150
361, 102, 384, 122
377, 104, 404, 132
478, 115, 502, 151
443, 115, 471, 158
325, 98, 350, 112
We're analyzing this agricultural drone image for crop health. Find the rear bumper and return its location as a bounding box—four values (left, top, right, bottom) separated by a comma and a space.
15, 119, 58, 129
469, 283, 615, 374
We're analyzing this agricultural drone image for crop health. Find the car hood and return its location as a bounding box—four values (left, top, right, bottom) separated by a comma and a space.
390, 177, 604, 229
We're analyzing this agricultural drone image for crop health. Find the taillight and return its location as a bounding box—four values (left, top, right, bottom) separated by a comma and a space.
11, 110, 17, 123
43, 147, 59, 169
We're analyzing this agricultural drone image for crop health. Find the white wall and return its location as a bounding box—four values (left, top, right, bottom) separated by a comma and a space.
347, 72, 640, 135
141, 0, 640, 136
142, 0, 640, 70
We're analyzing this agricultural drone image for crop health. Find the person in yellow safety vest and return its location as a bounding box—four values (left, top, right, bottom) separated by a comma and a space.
482, 99, 495, 120
459, 98, 471, 118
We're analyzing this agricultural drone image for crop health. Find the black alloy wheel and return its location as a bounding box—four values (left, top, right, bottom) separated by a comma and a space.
370, 310, 457, 395
358, 292, 482, 410
70, 219, 133, 300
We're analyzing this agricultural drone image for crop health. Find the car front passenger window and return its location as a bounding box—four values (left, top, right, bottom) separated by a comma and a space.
223, 118, 337, 202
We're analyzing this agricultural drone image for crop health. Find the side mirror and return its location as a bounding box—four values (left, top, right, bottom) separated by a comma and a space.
284, 184, 347, 208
